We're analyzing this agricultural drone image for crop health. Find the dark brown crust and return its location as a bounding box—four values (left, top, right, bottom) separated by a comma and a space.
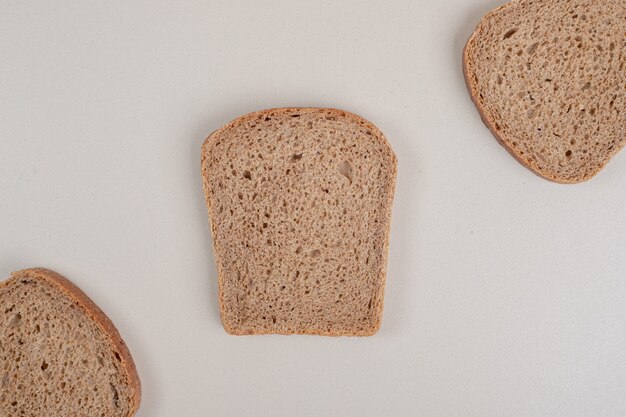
201, 107, 397, 336
2, 268, 141, 416
462, 0, 623, 184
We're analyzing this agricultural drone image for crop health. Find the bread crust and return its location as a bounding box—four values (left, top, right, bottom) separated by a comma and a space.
3, 268, 141, 416
462, 0, 625, 184
201, 107, 397, 336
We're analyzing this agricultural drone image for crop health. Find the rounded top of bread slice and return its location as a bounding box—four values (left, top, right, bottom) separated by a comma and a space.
203, 107, 396, 165
464, 0, 625, 183
0, 268, 141, 416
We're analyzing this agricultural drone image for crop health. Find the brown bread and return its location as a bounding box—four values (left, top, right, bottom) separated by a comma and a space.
464, 0, 625, 183
0, 268, 141, 416
202, 108, 397, 335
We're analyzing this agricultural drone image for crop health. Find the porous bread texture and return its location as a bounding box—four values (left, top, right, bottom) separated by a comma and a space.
0, 268, 140, 417
202, 108, 397, 336
464, 0, 625, 183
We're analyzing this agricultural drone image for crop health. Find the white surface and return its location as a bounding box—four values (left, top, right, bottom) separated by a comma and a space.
1, 1, 625, 416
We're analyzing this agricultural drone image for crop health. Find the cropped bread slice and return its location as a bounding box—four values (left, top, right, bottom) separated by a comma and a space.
0, 268, 140, 416
464, 0, 625, 183
202, 108, 397, 336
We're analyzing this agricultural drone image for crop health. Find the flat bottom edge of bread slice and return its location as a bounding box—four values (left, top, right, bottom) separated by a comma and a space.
0, 268, 141, 416
222, 319, 382, 337
202, 107, 397, 336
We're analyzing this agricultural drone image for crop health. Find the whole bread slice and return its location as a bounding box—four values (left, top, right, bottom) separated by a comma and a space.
464, 0, 625, 183
202, 108, 397, 336
0, 268, 140, 416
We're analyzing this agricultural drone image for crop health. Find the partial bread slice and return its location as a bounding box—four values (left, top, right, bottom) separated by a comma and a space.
202, 108, 397, 336
464, 0, 625, 183
0, 268, 140, 416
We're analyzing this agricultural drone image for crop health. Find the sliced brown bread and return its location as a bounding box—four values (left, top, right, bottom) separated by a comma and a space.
0, 268, 140, 416
464, 0, 625, 183
202, 108, 397, 336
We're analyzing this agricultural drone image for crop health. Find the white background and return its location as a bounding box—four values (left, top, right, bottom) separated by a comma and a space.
1, 1, 625, 416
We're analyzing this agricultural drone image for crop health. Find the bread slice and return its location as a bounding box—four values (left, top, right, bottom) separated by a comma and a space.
463, 0, 625, 183
0, 268, 140, 416
201, 108, 397, 336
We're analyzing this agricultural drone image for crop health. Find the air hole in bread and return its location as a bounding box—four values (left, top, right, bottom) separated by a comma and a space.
503, 28, 518, 39
527, 42, 539, 54
110, 383, 119, 407
337, 161, 353, 183
11, 312, 22, 326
